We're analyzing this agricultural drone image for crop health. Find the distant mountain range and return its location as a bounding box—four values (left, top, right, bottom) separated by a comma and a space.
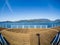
54, 19, 60, 22
0, 19, 60, 23
0, 19, 60, 28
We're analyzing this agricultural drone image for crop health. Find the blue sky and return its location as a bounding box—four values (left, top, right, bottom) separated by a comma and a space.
0, 0, 60, 21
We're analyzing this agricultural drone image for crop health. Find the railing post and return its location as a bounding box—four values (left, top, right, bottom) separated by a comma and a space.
36, 34, 40, 45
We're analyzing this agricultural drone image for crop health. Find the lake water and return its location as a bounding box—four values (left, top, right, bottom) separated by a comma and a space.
0, 22, 60, 28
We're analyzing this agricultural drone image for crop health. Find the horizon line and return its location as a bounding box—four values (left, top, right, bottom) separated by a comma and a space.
0, 18, 60, 22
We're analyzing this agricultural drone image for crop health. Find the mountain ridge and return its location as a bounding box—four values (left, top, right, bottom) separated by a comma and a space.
0, 19, 60, 22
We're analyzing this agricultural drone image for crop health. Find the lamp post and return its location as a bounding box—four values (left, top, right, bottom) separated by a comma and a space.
36, 34, 40, 45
